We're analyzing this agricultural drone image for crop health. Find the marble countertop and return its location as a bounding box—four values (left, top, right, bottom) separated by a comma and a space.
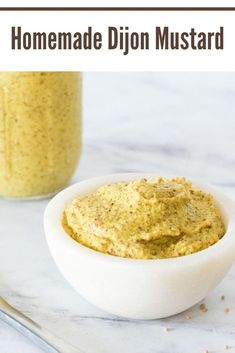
1, 72, 235, 353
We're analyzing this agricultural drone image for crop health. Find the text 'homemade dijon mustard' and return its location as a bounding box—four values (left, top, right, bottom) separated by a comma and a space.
63, 177, 225, 259
0, 72, 82, 198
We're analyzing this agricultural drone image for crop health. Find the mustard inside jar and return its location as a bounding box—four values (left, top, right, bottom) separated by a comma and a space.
0, 72, 82, 198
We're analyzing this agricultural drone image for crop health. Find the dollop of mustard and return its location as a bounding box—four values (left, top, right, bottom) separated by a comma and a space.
63, 177, 225, 259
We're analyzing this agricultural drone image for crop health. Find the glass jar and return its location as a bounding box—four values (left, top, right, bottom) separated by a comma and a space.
0, 72, 82, 198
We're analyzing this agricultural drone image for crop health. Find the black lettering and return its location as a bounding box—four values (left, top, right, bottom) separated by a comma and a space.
108, 27, 118, 49
156, 27, 169, 49
11, 26, 21, 49
58, 32, 72, 50
140, 32, 149, 50
215, 27, 224, 49
83, 27, 92, 49
48, 32, 57, 50
130, 33, 139, 50
23, 32, 31, 49
33, 32, 47, 49
94, 32, 102, 49
190, 28, 197, 50
170, 32, 179, 49
73, 32, 82, 49
180, 32, 189, 49
207, 32, 214, 49
197, 32, 207, 49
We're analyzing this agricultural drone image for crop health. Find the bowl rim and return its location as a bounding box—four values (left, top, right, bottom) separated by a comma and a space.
44, 173, 235, 268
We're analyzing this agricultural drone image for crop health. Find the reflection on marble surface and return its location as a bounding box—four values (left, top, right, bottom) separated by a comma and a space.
0, 73, 235, 353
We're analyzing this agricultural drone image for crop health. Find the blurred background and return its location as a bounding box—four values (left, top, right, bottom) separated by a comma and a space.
78, 72, 235, 188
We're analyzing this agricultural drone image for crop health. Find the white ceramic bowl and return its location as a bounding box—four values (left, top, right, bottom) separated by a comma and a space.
44, 173, 235, 320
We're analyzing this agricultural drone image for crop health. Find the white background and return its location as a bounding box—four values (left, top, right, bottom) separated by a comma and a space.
0, 8, 234, 70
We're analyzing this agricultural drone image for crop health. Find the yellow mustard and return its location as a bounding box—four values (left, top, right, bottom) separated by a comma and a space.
0, 72, 82, 198
63, 177, 225, 259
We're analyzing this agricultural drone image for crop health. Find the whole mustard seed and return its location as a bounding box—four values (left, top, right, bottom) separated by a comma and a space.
0, 72, 82, 198
199, 303, 208, 312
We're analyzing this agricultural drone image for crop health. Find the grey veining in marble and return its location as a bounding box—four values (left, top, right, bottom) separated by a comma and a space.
0, 72, 235, 353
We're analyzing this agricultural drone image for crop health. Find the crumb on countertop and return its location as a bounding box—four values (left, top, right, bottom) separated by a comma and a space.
185, 315, 192, 320
199, 303, 208, 312
163, 327, 173, 332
